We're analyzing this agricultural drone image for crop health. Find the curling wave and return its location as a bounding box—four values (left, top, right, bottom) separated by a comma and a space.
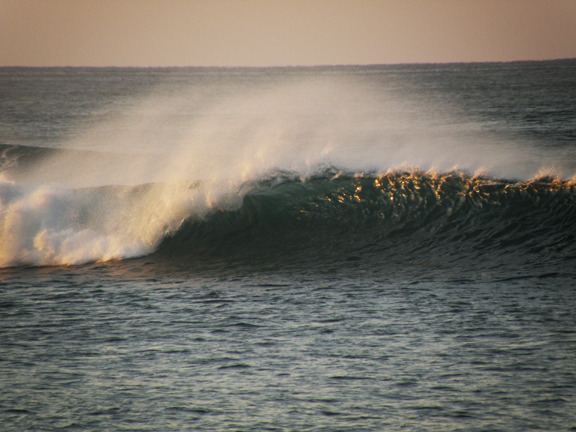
156, 170, 576, 273
1, 140, 575, 271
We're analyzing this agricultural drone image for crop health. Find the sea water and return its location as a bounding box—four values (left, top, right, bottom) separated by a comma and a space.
1, 61, 576, 431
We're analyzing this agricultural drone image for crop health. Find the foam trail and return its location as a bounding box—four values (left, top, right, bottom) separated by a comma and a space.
0, 73, 571, 266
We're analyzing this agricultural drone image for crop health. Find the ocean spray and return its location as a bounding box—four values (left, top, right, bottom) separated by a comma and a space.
0, 72, 568, 266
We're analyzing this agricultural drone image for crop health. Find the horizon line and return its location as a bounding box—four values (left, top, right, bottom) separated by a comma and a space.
2, 57, 575, 69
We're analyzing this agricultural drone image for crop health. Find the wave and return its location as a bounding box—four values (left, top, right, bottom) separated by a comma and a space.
1, 72, 575, 271
1, 141, 576, 270
156, 170, 576, 271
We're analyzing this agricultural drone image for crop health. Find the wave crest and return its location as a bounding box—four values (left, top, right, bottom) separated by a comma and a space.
2, 158, 575, 269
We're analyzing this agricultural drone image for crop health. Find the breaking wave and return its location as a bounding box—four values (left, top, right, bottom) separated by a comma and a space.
1, 144, 575, 273
1, 71, 574, 271
157, 170, 576, 270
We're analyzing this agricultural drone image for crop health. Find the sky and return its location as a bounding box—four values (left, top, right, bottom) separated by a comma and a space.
1, 0, 576, 67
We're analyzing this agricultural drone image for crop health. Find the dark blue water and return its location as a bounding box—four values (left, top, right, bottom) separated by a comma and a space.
1, 61, 576, 431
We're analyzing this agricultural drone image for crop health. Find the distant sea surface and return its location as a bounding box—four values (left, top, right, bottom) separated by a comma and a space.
1, 61, 576, 431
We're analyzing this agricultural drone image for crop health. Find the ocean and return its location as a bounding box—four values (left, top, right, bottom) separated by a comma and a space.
1, 60, 575, 431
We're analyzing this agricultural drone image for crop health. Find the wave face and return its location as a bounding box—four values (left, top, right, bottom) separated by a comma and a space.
155, 170, 576, 275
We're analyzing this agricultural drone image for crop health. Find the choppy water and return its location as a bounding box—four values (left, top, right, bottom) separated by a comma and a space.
1, 61, 576, 431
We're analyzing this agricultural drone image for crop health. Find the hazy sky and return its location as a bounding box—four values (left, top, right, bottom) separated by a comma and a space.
2, 0, 576, 67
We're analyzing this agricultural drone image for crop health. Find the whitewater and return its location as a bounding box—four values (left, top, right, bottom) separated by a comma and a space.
1, 61, 576, 431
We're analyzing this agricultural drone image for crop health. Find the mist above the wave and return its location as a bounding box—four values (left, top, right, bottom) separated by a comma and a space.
20, 72, 549, 188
